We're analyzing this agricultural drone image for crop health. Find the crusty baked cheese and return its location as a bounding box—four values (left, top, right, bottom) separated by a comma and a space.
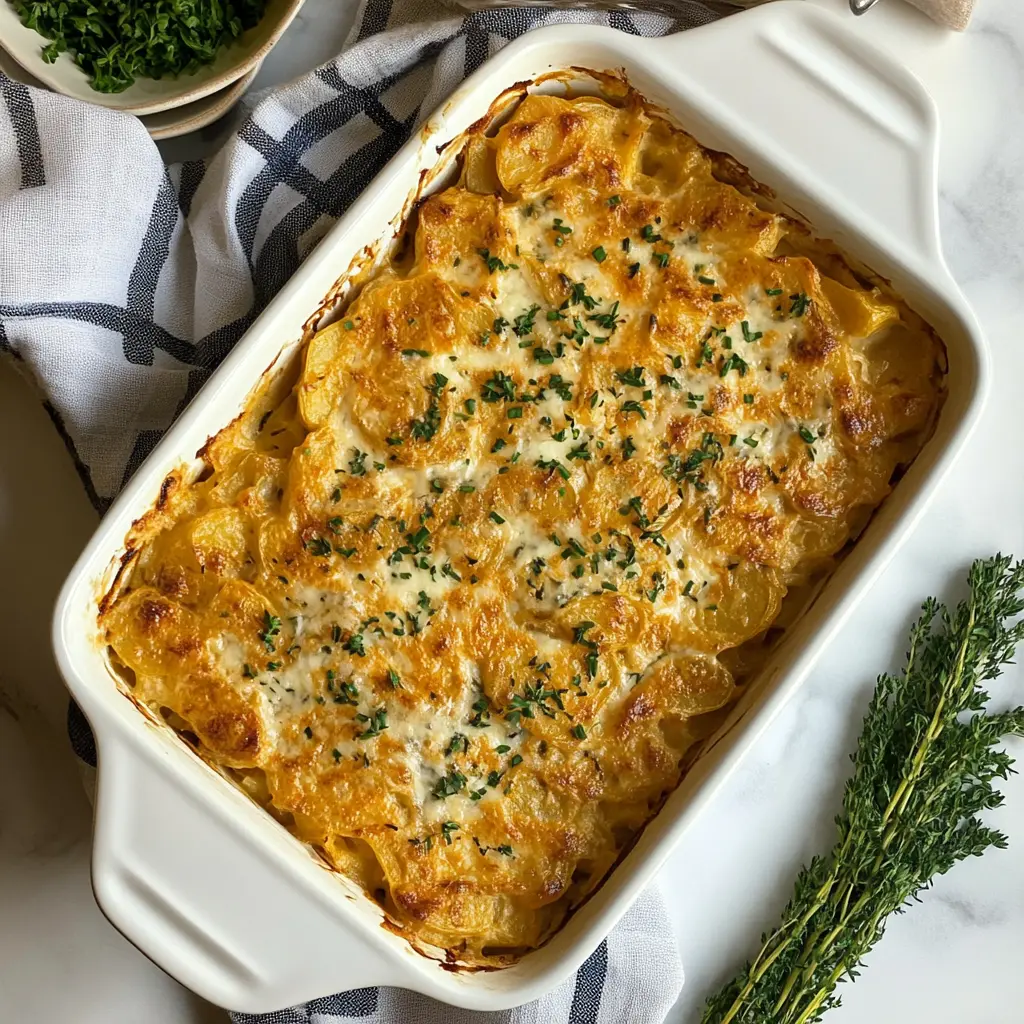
101, 85, 945, 966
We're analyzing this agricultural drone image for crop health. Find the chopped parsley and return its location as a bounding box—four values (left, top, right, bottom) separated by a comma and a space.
259, 611, 281, 652
481, 371, 516, 403
513, 304, 541, 337
741, 320, 763, 343
505, 682, 566, 727
567, 280, 599, 311
663, 432, 724, 489
790, 292, 811, 317
356, 706, 388, 739
445, 732, 469, 757
306, 535, 332, 557
478, 248, 517, 273
720, 352, 749, 378
616, 365, 646, 388
588, 301, 624, 333
343, 633, 366, 657
349, 449, 367, 476
410, 399, 441, 441
432, 768, 468, 799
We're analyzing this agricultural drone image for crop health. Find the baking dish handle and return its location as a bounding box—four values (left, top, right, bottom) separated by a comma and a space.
650, 1, 943, 270
92, 735, 397, 1012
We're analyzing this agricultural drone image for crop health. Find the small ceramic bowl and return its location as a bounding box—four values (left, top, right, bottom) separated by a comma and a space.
0, 39, 263, 139
0, 0, 303, 116
141, 65, 262, 140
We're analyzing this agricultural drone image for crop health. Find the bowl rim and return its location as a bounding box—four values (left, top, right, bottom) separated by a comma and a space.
0, 0, 304, 115
142, 62, 262, 140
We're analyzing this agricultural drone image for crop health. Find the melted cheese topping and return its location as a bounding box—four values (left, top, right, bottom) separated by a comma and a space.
101, 88, 945, 966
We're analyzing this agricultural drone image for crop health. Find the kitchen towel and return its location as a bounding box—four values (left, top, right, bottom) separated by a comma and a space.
231, 883, 681, 1024
0, 0, 706, 1020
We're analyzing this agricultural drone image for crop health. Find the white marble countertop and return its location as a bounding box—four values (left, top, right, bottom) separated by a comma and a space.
3, 0, 1024, 1021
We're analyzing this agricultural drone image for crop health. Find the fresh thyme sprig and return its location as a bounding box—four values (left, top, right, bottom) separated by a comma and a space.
703, 555, 1024, 1024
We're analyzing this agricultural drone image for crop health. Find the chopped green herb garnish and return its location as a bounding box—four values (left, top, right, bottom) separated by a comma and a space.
478, 248, 517, 273
410, 398, 441, 441
616, 365, 646, 388
432, 769, 468, 799
513, 304, 541, 337
720, 352, 749, 378
445, 732, 469, 757
481, 371, 516, 403
344, 633, 366, 657
567, 281, 599, 310
356, 706, 388, 739
307, 536, 332, 557
588, 301, 624, 333
259, 611, 281, 652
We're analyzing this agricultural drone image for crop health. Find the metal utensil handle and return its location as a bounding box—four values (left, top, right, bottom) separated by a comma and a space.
851, 0, 884, 13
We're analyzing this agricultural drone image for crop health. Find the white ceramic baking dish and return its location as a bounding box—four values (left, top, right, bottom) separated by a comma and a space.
53, 2, 988, 1013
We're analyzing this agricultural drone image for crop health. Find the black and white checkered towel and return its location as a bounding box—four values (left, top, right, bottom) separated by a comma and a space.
0, 0, 726, 1019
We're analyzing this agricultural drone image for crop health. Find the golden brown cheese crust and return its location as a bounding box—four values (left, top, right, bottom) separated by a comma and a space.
101, 88, 945, 965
